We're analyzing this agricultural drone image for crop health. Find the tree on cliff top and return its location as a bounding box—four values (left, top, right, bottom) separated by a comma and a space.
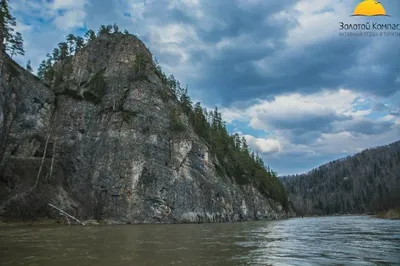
7, 31, 24, 58
98, 25, 112, 36
0, 0, 16, 53
0, 0, 25, 172
0, 0, 24, 60
26, 60, 32, 72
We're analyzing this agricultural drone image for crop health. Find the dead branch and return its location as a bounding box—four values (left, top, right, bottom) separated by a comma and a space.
48, 203, 85, 225
47, 136, 58, 182
33, 129, 51, 189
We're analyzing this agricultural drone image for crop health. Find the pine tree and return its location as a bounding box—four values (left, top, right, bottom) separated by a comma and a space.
37, 60, 46, 80
43, 56, 54, 84
52, 48, 60, 61
179, 85, 192, 115
66, 34, 76, 55
26, 60, 32, 72
233, 133, 241, 149
84, 29, 96, 43
192, 102, 209, 139
167, 75, 177, 94
46, 53, 52, 62
7, 31, 24, 58
0, 0, 16, 54
58, 42, 68, 60
98, 25, 112, 36
75, 36, 84, 52
113, 23, 119, 33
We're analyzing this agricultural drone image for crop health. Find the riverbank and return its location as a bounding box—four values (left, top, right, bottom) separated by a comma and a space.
374, 209, 400, 220
0, 218, 101, 227
0, 214, 295, 226
0, 218, 60, 227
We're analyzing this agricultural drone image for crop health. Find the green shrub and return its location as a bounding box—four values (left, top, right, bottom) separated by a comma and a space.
169, 108, 185, 132
134, 53, 147, 74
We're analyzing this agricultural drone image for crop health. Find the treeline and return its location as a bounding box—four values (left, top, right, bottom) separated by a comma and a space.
36, 23, 131, 85
34, 23, 288, 208
282, 141, 400, 215
159, 64, 288, 209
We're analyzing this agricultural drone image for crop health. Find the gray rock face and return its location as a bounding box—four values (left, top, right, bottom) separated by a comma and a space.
0, 34, 294, 223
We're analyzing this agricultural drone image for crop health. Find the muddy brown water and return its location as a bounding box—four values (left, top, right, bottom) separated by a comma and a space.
1, 216, 399, 265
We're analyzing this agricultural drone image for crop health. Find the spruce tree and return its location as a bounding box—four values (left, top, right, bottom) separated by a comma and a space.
98, 25, 112, 36
66, 34, 76, 55
26, 60, 32, 72
37, 60, 46, 81
58, 42, 68, 60
7, 31, 24, 58
52, 48, 60, 61
44, 56, 54, 84
84, 29, 96, 43
113, 23, 119, 33
75, 36, 84, 52
0, 0, 16, 53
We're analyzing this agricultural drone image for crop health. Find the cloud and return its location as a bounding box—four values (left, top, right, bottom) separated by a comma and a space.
50, 0, 88, 31
372, 102, 390, 112
244, 135, 281, 154
219, 87, 399, 174
11, 0, 88, 31
332, 118, 394, 135
7, 0, 400, 175
53, 9, 87, 31
51, 0, 85, 10
247, 89, 354, 133
120, 0, 400, 105
14, 20, 32, 33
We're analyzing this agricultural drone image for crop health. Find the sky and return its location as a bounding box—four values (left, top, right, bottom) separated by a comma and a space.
9, 0, 400, 176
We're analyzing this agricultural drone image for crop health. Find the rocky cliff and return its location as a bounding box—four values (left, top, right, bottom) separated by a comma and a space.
0, 32, 293, 223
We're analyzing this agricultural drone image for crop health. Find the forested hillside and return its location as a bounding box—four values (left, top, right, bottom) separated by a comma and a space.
282, 141, 400, 216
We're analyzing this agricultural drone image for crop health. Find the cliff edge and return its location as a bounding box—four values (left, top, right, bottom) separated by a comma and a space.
0, 32, 293, 223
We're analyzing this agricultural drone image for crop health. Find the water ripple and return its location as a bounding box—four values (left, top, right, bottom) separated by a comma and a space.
0, 216, 399, 265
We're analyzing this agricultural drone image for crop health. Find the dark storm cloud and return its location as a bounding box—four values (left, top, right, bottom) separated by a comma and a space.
260, 111, 349, 133
13, 0, 400, 176
336, 119, 395, 135
132, 0, 400, 105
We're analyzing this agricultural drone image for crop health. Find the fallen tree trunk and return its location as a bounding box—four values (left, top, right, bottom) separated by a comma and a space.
48, 203, 85, 225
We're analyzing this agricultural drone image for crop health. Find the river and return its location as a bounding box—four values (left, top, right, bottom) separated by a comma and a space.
0, 216, 399, 265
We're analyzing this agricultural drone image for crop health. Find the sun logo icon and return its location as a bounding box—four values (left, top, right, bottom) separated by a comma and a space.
351, 0, 389, 17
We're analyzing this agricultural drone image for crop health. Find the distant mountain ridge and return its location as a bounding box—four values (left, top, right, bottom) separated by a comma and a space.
282, 141, 400, 215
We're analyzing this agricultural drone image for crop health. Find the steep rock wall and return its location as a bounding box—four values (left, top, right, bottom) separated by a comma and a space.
0, 33, 294, 223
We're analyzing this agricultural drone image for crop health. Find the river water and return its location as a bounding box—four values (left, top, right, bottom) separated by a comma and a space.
1, 216, 399, 266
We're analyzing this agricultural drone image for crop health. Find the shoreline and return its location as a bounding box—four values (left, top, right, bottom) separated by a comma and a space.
2, 210, 398, 227
373, 208, 400, 220
0, 216, 291, 227
295, 210, 400, 220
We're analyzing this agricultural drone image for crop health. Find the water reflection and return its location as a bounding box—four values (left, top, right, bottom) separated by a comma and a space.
0, 216, 399, 265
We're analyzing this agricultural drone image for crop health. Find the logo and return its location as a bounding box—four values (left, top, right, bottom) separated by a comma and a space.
351, 0, 389, 17
338, 0, 399, 37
